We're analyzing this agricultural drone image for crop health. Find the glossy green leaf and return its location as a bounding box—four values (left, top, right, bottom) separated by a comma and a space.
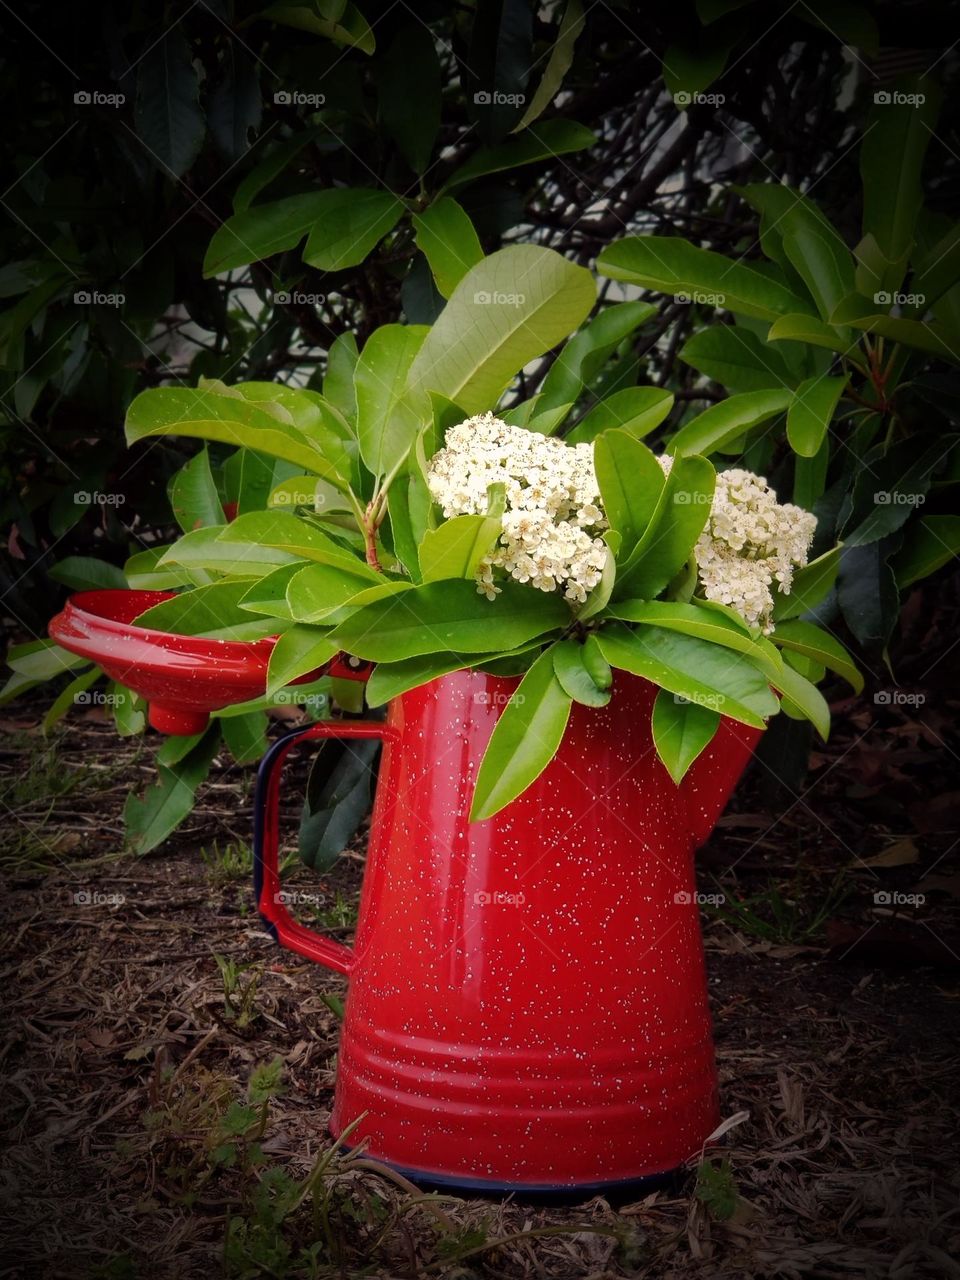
7, 639, 89, 680
651, 688, 719, 784
323, 331, 359, 425
841, 437, 953, 546
238, 563, 302, 619
168, 446, 225, 532
679, 325, 796, 392
787, 375, 847, 457
221, 712, 268, 765
598, 237, 810, 321
771, 661, 830, 740
412, 198, 484, 298
442, 120, 595, 192
828, 296, 960, 363
770, 620, 862, 693
285, 563, 405, 623
330, 578, 569, 661
513, 0, 585, 131
159, 525, 297, 578
767, 312, 851, 355
566, 387, 674, 444
203, 192, 339, 275
42, 667, 101, 735
266, 626, 339, 696
597, 624, 777, 728
470, 647, 572, 821
219, 510, 381, 576
782, 223, 855, 323
111, 685, 146, 737
124, 728, 220, 854
48, 556, 127, 591
593, 430, 664, 558
407, 245, 596, 414
772, 547, 841, 620
134, 581, 288, 640
892, 515, 960, 587
259, 2, 375, 53
299, 735, 380, 870
669, 389, 792, 457
355, 323, 430, 477
614, 454, 715, 600
418, 514, 502, 583
539, 301, 655, 411
302, 189, 405, 271
606, 600, 783, 681
837, 540, 900, 648
552, 638, 610, 707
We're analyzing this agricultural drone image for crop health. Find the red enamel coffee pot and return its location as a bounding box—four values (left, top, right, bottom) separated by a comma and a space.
255, 666, 761, 1197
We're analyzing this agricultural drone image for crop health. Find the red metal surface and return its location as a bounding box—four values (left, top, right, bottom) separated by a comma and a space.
258, 667, 762, 1188
48, 589, 371, 735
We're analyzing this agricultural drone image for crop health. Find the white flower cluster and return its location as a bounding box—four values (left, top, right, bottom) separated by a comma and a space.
426, 413, 609, 603
660, 456, 816, 632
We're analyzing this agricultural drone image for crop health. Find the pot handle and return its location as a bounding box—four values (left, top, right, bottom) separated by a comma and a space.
253, 720, 394, 975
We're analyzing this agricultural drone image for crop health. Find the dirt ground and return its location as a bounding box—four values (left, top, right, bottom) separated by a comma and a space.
1, 636, 959, 1279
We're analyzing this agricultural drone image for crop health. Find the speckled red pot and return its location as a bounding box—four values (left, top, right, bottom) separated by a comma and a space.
255, 667, 761, 1195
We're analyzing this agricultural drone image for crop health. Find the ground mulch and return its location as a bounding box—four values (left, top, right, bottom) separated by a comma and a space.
1, 636, 958, 1279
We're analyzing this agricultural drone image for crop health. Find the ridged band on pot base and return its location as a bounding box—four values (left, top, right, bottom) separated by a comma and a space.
254, 667, 762, 1189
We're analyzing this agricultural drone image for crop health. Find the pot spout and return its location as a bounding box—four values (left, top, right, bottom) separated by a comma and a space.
679, 717, 765, 849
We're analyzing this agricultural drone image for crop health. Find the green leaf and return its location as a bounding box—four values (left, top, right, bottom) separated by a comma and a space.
285, 563, 402, 623
111, 685, 146, 737
614, 454, 715, 600
442, 119, 595, 192
124, 728, 220, 854
828, 296, 960, 362
597, 624, 776, 728
860, 77, 941, 279
606, 600, 783, 681
771, 547, 841, 621
366, 651, 472, 706
208, 46, 261, 161
232, 128, 323, 213
598, 237, 810, 321
219, 510, 381, 576
355, 324, 430, 477
159, 525, 297, 578
412, 198, 484, 299
134, 29, 205, 178
470, 647, 573, 821
567, 387, 674, 444
782, 223, 855, 323
552, 639, 610, 707
837, 540, 900, 648
221, 712, 268, 765
8, 639, 89, 680
266, 626, 339, 695
651, 689, 719, 785
679, 325, 797, 393
134, 581, 287, 640
787, 375, 847, 458
302, 189, 405, 271
299, 736, 380, 870
669, 389, 792, 457
259, 2, 375, 53
238, 564, 302, 619
203, 192, 334, 275
125, 387, 346, 485
663, 35, 735, 104
168, 447, 226, 532
418, 514, 502, 583
464, 0, 533, 141
323, 331, 359, 425
892, 515, 960, 587
512, 0, 585, 131
407, 245, 596, 414
330, 578, 568, 661
539, 301, 656, 411
841, 437, 952, 546
593, 430, 664, 558
770, 620, 862, 693
378, 24, 440, 173
42, 667, 102, 735
771, 661, 830, 740
913, 220, 960, 311
48, 556, 127, 591
793, 436, 830, 512
767, 312, 851, 355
